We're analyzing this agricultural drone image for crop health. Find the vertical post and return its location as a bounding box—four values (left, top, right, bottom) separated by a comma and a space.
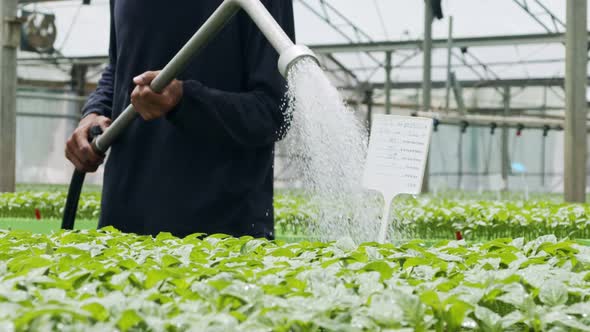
421, 0, 433, 193
0, 0, 19, 192
384, 51, 392, 115
422, 0, 433, 112
365, 89, 374, 131
541, 130, 547, 187
541, 86, 547, 187
445, 16, 453, 111
564, 0, 587, 203
457, 126, 464, 189
501, 87, 510, 191
71, 64, 88, 113
450, 72, 466, 114
71, 64, 88, 98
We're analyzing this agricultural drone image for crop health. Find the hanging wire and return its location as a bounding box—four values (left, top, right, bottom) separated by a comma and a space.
514, 45, 530, 78
307, 0, 377, 82
18, 0, 100, 78
493, 43, 551, 77
548, 86, 565, 102
372, 0, 390, 40
57, 2, 83, 52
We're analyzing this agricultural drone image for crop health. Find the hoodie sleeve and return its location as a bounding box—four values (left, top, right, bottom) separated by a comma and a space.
167, 0, 295, 148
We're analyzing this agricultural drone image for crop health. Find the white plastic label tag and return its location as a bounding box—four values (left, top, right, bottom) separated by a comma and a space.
362, 114, 433, 243
363, 114, 433, 198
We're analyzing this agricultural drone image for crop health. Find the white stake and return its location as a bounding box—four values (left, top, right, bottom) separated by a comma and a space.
377, 194, 395, 243
362, 115, 433, 244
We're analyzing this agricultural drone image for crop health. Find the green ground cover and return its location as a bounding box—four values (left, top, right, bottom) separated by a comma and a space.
0, 229, 589, 331
0, 218, 313, 243
15, 183, 102, 193
0, 218, 97, 234
1, 185, 589, 330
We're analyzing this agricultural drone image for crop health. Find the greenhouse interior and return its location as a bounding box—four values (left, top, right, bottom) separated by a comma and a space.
1, 0, 590, 330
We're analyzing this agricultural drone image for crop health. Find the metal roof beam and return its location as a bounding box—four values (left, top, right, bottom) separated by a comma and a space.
18, 55, 107, 65
512, 0, 565, 33
323, 57, 569, 72
19, 0, 65, 3
18, 0, 89, 4
341, 77, 578, 90
310, 32, 581, 54
296, 0, 383, 77
322, 54, 359, 84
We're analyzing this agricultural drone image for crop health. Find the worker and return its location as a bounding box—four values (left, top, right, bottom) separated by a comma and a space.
65, 1, 295, 240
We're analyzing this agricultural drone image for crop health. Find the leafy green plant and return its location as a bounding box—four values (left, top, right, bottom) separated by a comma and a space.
3, 191, 590, 240
392, 198, 590, 240
0, 229, 589, 331
0, 192, 101, 219
0, 192, 313, 235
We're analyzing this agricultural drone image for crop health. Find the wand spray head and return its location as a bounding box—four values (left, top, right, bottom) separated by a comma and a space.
278, 44, 318, 78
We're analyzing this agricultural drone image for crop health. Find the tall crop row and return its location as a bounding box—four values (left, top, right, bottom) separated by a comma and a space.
3, 192, 590, 240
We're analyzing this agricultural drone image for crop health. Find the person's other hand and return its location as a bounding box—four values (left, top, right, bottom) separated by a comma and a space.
65, 113, 111, 172
131, 71, 183, 121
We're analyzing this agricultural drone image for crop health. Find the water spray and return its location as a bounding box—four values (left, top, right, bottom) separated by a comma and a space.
62, 0, 318, 230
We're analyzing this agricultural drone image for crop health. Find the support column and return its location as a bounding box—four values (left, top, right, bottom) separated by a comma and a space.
501, 87, 510, 191
384, 51, 392, 115
445, 16, 453, 111
422, 0, 433, 112
564, 0, 587, 202
365, 89, 374, 131
0, 0, 19, 192
421, 0, 433, 193
71, 64, 88, 113
541, 86, 548, 187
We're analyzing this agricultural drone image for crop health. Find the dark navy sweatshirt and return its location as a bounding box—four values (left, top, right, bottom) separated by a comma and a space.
82, 0, 295, 239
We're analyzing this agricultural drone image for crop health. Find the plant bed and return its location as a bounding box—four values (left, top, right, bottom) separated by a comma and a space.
0, 218, 98, 234
0, 192, 314, 234
392, 198, 590, 241
5, 191, 590, 241
0, 192, 101, 220
0, 228, 589, 331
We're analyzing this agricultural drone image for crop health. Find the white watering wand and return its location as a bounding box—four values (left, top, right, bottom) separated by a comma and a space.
363, 114, 433, 244
62, 0, 319, 230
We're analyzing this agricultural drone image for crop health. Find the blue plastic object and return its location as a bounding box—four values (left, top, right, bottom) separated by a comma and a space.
511, 162, 527, 173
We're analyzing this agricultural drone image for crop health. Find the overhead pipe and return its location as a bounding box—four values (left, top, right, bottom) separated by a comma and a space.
414, 110, 578, 130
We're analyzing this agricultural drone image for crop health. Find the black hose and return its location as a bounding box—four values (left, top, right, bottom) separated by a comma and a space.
61, 170, 86, 230
61, 126, 104, 230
